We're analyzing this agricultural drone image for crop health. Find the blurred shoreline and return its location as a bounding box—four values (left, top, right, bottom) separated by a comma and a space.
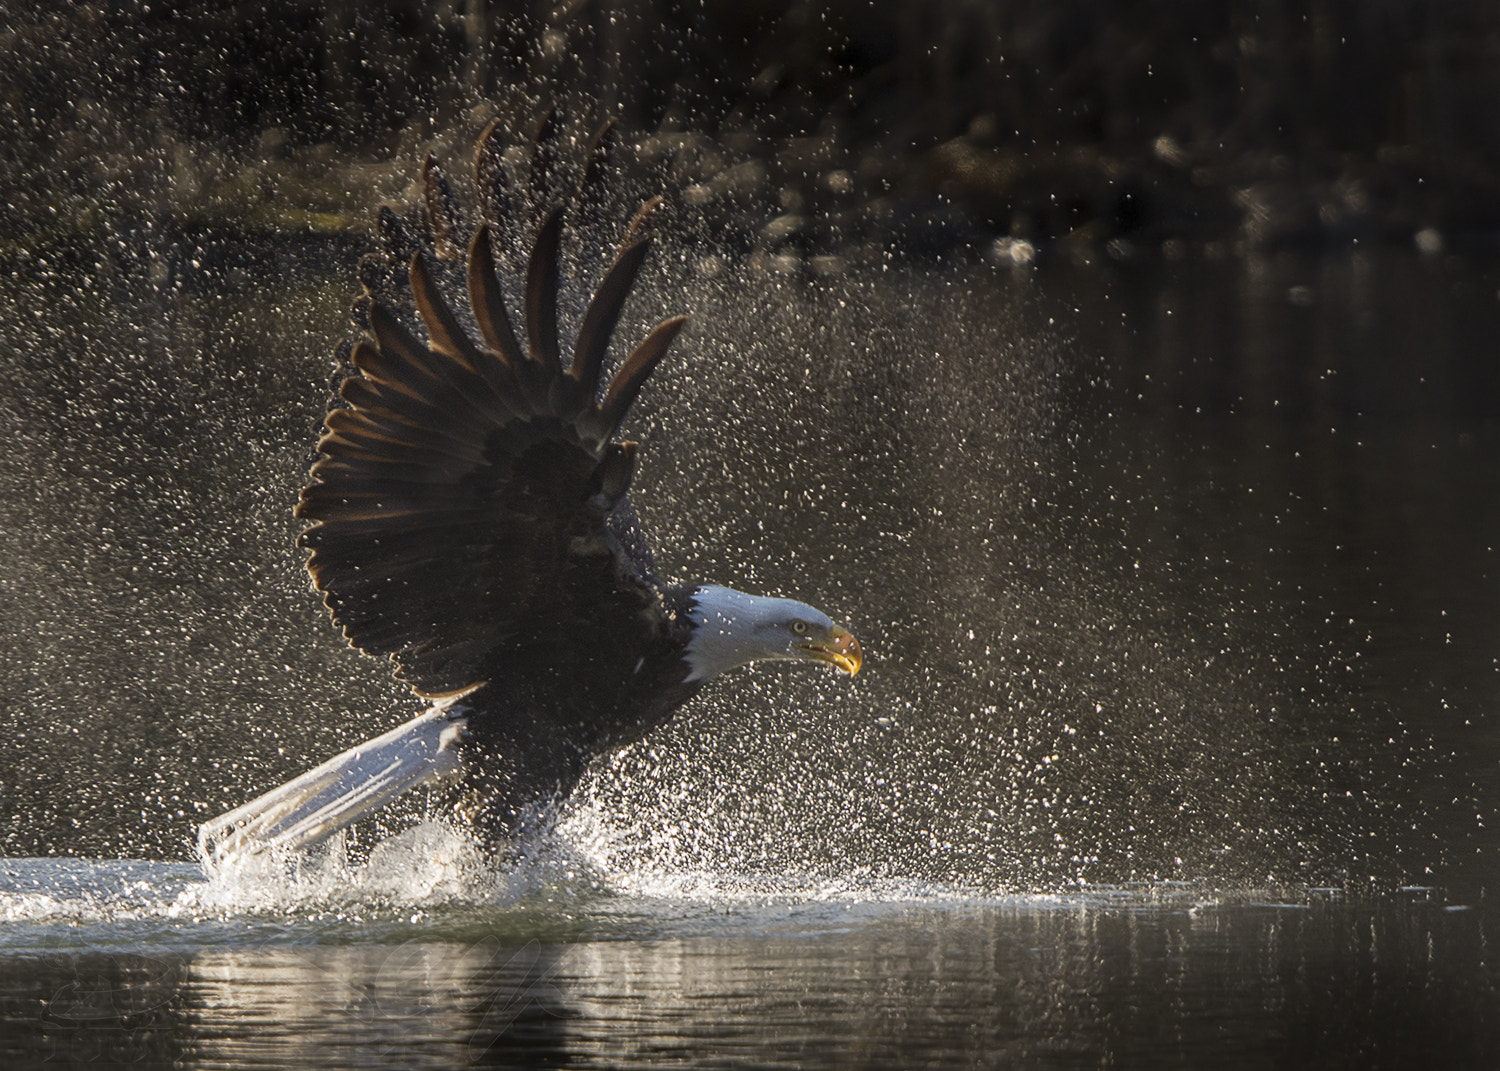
6, 2, 1500, 266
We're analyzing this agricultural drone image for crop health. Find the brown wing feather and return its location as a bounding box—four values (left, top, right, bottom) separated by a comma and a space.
466, 226, 525, 367
524, 210, 564, 374
297, 123, 685, 699
598, 315, 690, 436
569, 237, 651, 393
422, 155, 465, 261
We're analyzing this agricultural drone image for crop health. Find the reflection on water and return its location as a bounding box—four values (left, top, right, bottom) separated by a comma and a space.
1, 239, 1498, 1064
0, 860, 1493, 1069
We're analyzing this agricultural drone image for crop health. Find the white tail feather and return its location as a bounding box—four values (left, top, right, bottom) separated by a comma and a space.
198, 704, 470, 872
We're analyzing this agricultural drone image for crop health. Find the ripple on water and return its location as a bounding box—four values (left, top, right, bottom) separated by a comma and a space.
0, 811, 1401, 957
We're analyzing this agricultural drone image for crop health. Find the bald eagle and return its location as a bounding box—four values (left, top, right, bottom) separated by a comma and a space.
199, 116, 860, 866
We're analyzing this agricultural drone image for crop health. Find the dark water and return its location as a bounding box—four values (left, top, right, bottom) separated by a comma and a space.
1, 860, 1493, 1069
0, 240, 1497, 1066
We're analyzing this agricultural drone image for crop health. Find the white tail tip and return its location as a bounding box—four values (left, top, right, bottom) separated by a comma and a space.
198, 704, 470, 873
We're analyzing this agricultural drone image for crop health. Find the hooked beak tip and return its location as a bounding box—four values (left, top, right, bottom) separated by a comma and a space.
797, 625, 862, 676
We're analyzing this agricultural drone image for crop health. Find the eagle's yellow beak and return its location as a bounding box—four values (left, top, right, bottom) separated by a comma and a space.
796, 625, 862, 676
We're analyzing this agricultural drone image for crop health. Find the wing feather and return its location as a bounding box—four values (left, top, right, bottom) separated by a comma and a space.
298, 119, 685, 698
524, 210, 564, 374
570, 236, 651, 394
466, 226, 525, 368
473, 117, 512, 243
421, 155, 465, 261
598, 315, 689, 436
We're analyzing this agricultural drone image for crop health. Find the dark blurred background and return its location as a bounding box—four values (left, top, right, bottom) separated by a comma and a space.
6, 0, 1500, 262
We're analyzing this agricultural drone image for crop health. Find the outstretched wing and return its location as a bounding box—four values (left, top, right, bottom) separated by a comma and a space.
296, 119, 687, 699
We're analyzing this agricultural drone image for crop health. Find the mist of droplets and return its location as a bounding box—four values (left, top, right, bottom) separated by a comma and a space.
0, 175, 1485, 903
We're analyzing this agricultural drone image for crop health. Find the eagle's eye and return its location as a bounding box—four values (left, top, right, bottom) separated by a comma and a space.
790, 620, 810, 635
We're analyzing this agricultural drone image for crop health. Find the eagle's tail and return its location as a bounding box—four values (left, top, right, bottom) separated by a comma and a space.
197, 704, 470, 873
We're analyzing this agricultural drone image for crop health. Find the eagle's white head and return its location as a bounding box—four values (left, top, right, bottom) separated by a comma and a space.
682, 585, 862, 683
